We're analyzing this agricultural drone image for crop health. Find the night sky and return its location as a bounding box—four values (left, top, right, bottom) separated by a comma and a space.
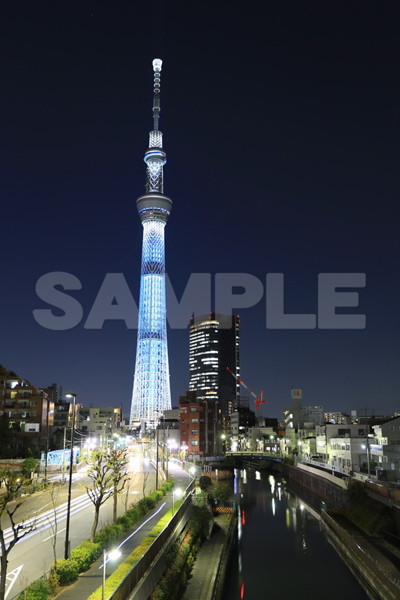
1, 2, 399, 419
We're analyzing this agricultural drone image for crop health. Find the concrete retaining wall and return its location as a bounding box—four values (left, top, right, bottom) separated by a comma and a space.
282, 463, 349, 509
211, 515, 237, 600
321, 511, 400, 600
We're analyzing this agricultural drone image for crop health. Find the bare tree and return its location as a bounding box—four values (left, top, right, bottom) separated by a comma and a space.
124, 478, 133, 512
142, 468, 150, 498
46, 485, 60, 568
0, 469, 36, 600
86, 451, 114, 541
108, 449, 129, 524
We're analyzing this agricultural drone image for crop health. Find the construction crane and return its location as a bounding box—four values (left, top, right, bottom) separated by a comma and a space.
226, 367, 267, 416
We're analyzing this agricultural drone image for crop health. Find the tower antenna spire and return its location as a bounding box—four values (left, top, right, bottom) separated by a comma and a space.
130, 59, 172, 429
152, 58, 162, 131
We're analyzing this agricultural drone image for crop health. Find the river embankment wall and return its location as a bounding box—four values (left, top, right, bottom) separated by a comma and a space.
278, 462, 349, 509
321, 511, 400, 600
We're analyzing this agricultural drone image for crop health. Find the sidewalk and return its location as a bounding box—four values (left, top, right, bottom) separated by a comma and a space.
54, 497, 171, 600
181, 513, 233, 600
54, 462, 191, 600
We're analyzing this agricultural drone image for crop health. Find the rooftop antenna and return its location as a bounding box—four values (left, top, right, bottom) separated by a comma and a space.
152, 58, 162, 131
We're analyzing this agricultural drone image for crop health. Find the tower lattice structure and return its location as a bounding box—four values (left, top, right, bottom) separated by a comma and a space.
130, 59, 172, 426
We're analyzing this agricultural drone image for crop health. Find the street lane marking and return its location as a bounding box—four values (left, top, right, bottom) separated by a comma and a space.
5, 565, 23, 600
43, 527, 66, 542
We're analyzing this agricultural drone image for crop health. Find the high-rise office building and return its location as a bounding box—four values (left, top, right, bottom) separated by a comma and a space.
188, 313, 240, 416
130, 59, 172, 427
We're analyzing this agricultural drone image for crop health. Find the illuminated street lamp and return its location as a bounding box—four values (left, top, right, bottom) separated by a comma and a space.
172, 487, 182, 515
221, 433, 226, 453
64, 392, 77, 559
166, 439, 178, 479
180, 443, 188, 463
102, 548, 121, 600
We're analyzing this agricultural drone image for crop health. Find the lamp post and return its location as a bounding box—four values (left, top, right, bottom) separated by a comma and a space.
102, 548, 121, 600
64, 392, 76, 559
214, 400, 220, 455
180, 443, 188, 465
61, 426, 66, 484
44, 397, 52, 482
221, 434, 226, 454
364, 435, 371, 477
172, 487, 182, 515
202, 399, 209, 456
155, 423, 159, 490
166, 439, 177, 479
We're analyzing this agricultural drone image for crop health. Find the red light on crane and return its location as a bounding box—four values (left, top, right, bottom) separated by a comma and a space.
226, 367, 267, 416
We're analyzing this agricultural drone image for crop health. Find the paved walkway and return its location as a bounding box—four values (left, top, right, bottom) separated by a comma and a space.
54, 463, 191, 600
181, 513, 232, 600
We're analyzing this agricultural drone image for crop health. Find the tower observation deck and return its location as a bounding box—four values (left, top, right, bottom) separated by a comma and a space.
130, 59, 172, 427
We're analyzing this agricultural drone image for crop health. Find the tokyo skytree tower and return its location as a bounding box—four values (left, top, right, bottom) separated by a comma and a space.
130, 59, 172, 427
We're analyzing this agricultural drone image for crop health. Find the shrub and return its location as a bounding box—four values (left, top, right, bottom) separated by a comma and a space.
145, 494, 157, 509
137, 498, 150, 514
210, 482, 231, 506
16, 578, 51, 600
70, 541, 101, 572
116, 513, 134, 529
94, 523, 124, 546
161, 481, 173, 493
54, 559, 79, 585
199, 475, 212, 490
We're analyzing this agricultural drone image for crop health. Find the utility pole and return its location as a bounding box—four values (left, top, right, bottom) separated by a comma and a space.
44, 396, 50, 482
64, 392, 76, 559
155, 424, 159, 490
61, 426, 66, 483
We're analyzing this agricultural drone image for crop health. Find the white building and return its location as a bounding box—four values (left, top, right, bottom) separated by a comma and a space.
79, 406, 122, 443
371, 416, 400, 481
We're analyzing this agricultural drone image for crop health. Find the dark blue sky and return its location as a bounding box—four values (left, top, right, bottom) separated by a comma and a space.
1, 2, 399, 418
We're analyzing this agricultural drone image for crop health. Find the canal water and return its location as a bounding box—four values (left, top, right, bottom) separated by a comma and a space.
222, 469, 370, 600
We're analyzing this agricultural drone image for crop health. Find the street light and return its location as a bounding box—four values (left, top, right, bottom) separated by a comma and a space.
221, 433, 226, 454
214, 400, 220, 455
166, 439, 178, 479
172, 487, 182, 515
102, 548, 121, 600
180, 443, 188, 464
44, 399, 54, 482
189, 466, 196, 482
202, 399, 209, 456
64, 392, 76, 559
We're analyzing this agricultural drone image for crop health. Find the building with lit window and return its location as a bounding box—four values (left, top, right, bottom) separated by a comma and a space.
179, 391, 216, 458
79, 406, 122, 444
188, 313, 240, 417
0, 364, 54, 456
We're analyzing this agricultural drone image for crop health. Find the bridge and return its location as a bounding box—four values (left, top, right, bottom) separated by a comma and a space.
225, 451, 283, 462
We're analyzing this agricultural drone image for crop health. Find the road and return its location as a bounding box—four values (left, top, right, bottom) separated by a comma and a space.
2, 447, 161, 599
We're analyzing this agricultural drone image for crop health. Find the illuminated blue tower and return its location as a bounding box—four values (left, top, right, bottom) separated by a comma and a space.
130, 59, 172, 427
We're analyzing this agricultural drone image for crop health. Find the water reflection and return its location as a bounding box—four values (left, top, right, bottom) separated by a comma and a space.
223, 468, 369, 600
